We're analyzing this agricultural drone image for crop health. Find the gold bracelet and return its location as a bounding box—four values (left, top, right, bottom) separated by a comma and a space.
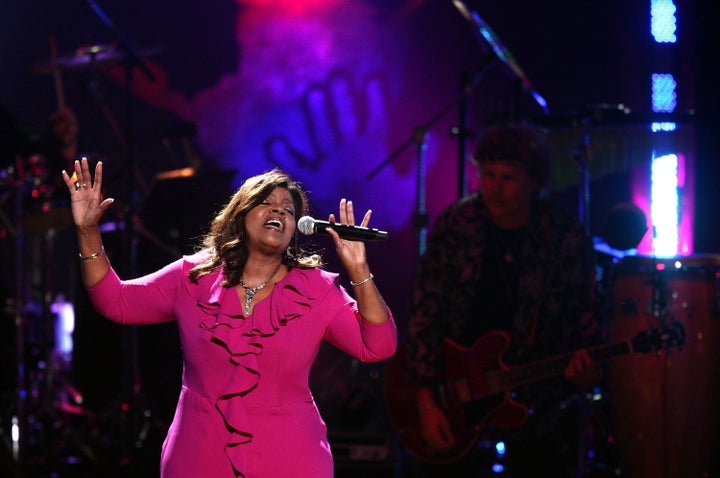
78, 245, 105, 261
350, 273, 374, 287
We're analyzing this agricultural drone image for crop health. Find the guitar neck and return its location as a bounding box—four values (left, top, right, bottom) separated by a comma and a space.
497, 340, 632, 389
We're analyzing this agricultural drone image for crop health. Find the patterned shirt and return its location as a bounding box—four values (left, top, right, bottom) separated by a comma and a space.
405, 192, 598, 436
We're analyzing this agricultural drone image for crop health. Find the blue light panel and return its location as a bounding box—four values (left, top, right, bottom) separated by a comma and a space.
651, 73, 677, 112
651, 0, 677, 43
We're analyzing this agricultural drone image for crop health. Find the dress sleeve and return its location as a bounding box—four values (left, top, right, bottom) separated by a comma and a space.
320, 273, 397, 363
86, 258, 185, 325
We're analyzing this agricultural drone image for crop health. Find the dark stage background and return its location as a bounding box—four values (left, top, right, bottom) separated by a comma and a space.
2, 0, 719, 476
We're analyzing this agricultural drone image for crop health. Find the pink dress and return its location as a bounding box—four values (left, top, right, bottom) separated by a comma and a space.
87, 253, 397, 478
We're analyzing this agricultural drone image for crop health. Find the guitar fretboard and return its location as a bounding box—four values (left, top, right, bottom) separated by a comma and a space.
495, 341, 633, 388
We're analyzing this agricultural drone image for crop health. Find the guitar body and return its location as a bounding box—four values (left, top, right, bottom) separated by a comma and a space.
443, 332, 528, 429
384, 331, 528, 464
384, 324, 683, 464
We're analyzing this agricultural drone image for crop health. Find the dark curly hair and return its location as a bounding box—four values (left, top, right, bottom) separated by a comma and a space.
188, 168, 322, 286
471, 122, 553, 190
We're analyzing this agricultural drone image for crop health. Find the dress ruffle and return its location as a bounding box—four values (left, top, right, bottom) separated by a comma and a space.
186, 262, 329, 477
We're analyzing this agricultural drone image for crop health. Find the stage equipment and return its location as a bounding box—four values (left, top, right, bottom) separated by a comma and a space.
31, 42, 161, 75
609, 254, 720, 478
1, 152, 92, 470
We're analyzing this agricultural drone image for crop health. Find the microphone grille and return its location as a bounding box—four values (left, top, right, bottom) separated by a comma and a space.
297, 216, 315, 235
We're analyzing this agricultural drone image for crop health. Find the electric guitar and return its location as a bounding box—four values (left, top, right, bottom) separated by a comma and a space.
384, 323, 685, 464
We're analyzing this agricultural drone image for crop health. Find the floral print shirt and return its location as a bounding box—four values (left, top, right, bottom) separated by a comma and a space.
405, 193, 599, 436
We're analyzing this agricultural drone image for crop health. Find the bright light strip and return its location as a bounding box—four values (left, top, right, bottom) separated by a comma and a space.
652, 73, 677, 112
651, 153, 679, 256
651, 122, 677, 132
51, 300, 75, 358
646, 0, 687, 257
12, 416, 19, 459
651, 0, 677, 43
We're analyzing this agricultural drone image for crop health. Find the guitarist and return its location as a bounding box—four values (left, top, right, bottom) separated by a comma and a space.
402, 122, 602, 477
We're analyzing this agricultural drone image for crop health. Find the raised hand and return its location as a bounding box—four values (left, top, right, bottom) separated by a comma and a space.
326, 198, 370, 273
61, 157, 115, 230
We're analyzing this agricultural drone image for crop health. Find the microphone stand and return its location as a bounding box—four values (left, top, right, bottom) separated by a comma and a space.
83, 0, 157, 466
451, 0, 549, 115
456, 72, 472, 199
573, 123, 592, 237
366, 66, 492, 256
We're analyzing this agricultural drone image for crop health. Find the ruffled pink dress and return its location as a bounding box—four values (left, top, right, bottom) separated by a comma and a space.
87, 253, 397, 478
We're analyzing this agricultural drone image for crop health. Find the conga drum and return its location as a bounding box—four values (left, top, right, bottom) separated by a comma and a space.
609, 254, 720, 478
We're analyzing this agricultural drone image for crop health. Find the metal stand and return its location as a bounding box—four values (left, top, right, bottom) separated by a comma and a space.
83, 0, 160, 465
573, 124, 592, 237
456, 72, 472, 199
366, 67, 491, 256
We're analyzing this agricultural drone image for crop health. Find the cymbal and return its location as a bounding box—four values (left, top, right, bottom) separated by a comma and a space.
31, 42, 162, 74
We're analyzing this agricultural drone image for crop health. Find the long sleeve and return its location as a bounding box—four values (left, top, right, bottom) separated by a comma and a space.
86, 258, 184, 325
319, 271, 397, 362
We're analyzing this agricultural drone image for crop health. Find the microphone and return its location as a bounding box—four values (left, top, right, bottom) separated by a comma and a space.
297, 216, 388, 242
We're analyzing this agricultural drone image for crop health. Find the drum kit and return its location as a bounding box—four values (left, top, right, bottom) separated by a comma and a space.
0, 36, 165, 473
1, 19, 216, 470
0, 149, 89, 469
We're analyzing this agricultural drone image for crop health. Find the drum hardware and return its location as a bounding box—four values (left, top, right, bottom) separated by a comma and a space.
600, 203, 649, 252
2, 20, 162, 469
1, 153, 94, 470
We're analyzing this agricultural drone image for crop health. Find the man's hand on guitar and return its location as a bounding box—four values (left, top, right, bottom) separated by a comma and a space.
417, 388, 455, 451
564, 349, 599, 386
419, 404, 455, 451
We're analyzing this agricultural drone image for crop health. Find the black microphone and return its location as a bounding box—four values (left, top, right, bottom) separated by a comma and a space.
297, 216, 388, 242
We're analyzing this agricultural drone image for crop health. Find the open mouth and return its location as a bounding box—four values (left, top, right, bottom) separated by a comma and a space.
265, 218, 284, 231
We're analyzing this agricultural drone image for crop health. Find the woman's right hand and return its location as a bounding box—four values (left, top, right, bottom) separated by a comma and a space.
61, 157, 114, 230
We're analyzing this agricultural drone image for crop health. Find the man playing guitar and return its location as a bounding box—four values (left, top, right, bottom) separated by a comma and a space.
400, 122, 600, 477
